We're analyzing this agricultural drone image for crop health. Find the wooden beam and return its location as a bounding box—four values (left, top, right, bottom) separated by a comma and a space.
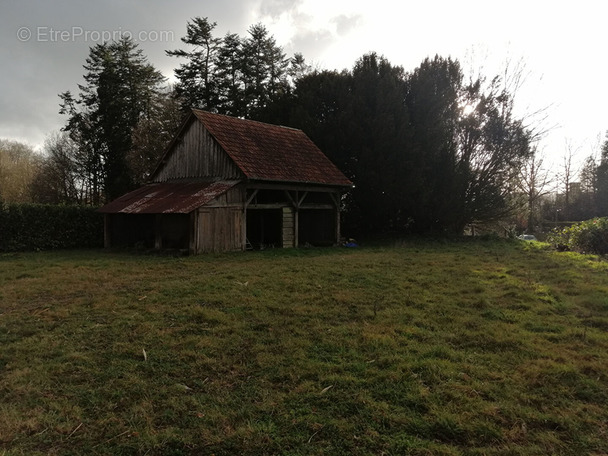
246, 182, 350, 193
299, 204, 334, 210
329, 192, 340, 208
284, 190, 297, 208
245, 189, 259, 207
247, 203, 290, 210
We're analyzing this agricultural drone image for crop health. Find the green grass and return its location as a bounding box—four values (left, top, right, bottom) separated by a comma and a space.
1, 239, 608, 455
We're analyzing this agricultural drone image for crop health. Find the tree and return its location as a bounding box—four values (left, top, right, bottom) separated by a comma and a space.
267, 54, 412, 234
167, 17, 219, 111
515, 150, 554, 231
580, 155, 598, 195
30, 132, 82, 204
263, 53, 533, 235
404, 56, 462, 232
288, 52, 312, 83
60, 36, 165, 203
239, 23, 290, 117
214, 32, 245, 116
128, 90, 184, 186
169, 18, 292, 118
558, 140, 580, 220
0, 139, 39, 203
346, 54, 412, 233
404, 56, 532, 233
596, 133, 608, 216
573, 154, 599, 219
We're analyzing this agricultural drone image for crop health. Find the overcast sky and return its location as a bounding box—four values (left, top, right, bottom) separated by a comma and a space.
1, 0, 607, 168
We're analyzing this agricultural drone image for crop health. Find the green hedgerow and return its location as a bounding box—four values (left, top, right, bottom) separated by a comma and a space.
547, 217, 608, 254
0, 203, 103, 251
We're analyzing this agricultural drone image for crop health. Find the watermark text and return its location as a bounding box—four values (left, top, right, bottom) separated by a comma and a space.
17, 26, 174, 43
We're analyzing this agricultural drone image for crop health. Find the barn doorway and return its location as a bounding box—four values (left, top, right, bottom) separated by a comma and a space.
298, 209, 336, 246
106, 214, 155, 248
246, 209, 282, 249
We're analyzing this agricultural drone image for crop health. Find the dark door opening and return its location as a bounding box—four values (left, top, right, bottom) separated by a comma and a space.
298, 209, 336, 246
109, 214, 155, 248
246, 209, 282, 249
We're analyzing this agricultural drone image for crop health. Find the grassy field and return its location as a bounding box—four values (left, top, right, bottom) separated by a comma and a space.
1, 239, 607, 455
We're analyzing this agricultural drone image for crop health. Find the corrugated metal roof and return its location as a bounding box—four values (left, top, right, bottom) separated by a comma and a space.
99, 181, 238, 214
192, 110, 352, 187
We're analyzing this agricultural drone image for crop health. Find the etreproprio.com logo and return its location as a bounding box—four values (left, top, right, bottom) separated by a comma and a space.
17, 26, 174, 43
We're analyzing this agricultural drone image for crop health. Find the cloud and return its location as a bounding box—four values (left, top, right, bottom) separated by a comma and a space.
331, 14, 363, 36
259, 0, 304, 19
0, 0, 260, 148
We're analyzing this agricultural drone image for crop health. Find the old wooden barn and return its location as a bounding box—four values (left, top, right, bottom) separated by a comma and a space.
99, 109, 352, 254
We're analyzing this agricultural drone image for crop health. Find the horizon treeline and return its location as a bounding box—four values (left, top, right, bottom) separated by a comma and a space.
2, 16, 608, 235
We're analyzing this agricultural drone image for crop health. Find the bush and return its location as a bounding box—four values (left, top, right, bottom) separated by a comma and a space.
0, 203, 103, 251
547, 217, 608, 255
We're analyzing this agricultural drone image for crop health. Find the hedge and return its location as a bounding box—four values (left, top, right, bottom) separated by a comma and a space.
0, 203, 104, 251
547, 217, 608, 255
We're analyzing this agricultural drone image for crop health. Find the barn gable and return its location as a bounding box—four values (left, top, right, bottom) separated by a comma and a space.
152, 115, 243, 182
100, 109, 352, 254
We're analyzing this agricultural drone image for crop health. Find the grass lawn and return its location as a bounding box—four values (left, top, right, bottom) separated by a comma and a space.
1, 239, 607, 455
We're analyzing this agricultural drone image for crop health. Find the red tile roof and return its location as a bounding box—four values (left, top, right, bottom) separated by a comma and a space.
99, 181, 238, 214
192, 110, 352, 187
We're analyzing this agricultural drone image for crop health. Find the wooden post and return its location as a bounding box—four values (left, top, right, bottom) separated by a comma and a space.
335, 205, 341, 245
294, 191, 308, 248
154, 214, 162, 250
103, 214, 111, 248
294, 209, 299, 247
332, 192, 341, 245
242, 206, 247, 251
189, 211, 197, 254
242, 189, 258, 251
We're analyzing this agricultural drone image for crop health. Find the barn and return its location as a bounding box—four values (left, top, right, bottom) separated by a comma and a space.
99, 109, 352, 254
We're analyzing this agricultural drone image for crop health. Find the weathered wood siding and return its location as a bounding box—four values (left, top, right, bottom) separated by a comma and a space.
153, 121, 243, 182
197, 207, 243, 253
206, 185, 245, 207
282, 207, 295, 248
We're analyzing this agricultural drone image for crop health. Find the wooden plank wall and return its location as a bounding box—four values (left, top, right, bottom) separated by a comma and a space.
282, 207, 295, 248
153, 122, 242, 182
197, 207, 243, 253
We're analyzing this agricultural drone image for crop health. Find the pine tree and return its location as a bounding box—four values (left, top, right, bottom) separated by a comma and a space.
167, 17, 219, 111
596, 133, 608, 215
214, 32, 245, 116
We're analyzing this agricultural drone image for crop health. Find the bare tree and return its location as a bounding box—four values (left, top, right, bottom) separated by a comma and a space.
0, 139, 39, 203
128, 90, 184, 186
30, 132, 84, 204
559, 140, 581, 220
516, 148, 555, 231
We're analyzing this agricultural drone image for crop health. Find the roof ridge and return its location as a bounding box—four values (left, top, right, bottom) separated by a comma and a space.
191, 108, 302, 132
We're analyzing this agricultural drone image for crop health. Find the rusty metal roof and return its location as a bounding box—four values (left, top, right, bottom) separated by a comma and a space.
99, 181, 238, 214
192, 110, 352, 187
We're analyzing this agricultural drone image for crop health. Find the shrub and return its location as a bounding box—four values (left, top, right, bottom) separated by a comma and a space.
0, 203, 103, 251
547, 218, 608, 255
